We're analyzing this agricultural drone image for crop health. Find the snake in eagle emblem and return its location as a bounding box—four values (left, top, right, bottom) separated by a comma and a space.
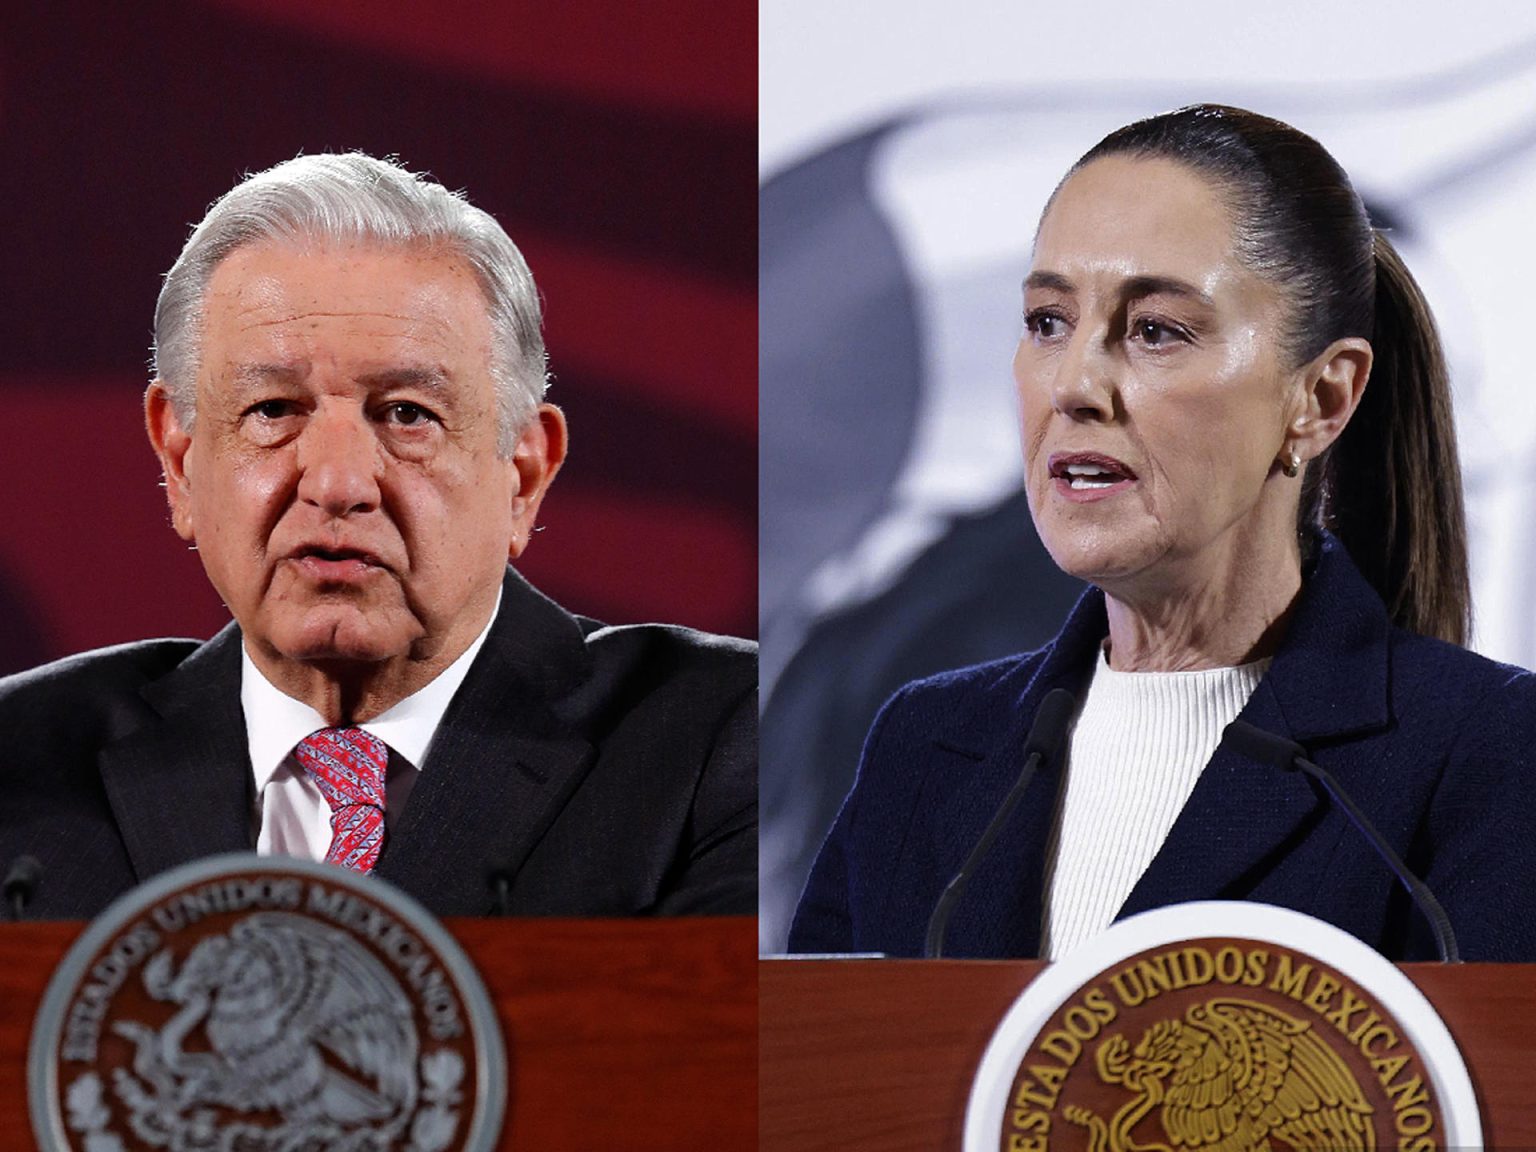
1062, 997, 1375, 1152
111, 911, 420, 1144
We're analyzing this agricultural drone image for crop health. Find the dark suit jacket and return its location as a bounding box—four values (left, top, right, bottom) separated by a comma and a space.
1, 568, 757, 919
790, 535, 1536, 961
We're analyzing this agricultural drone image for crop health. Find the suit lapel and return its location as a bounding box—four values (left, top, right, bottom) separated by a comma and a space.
1120, 536, 1393, 918
930, 587, 1104, 957
1117, 677, 1327, 916
376, 568, 596, 914
98, 625, 253, 883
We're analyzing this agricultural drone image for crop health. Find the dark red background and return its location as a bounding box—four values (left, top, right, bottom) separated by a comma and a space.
0, 0, 755, 672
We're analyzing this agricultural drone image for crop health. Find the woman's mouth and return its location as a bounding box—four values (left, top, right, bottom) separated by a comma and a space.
1048, 453, 1137, 500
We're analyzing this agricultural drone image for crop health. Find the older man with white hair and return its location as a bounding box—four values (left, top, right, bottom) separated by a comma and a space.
0, 154, 756, 918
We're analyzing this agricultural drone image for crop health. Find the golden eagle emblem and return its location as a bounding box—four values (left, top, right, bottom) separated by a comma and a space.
1063, 998, 1374, 1152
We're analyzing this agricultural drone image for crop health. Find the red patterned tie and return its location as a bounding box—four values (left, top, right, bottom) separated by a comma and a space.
293, 728, 388, 873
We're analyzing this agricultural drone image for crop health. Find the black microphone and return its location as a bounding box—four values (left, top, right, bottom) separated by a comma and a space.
4, 855, 42, 922
488, 869, 512, 916
924, 688, 1077, 959
1223, 720, 1460, 964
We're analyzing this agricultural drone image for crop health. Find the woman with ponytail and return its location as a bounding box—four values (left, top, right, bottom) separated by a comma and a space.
792, 105, 1536, 962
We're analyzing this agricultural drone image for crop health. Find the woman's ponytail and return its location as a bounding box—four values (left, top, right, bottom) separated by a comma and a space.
1320, 232, 1469, 645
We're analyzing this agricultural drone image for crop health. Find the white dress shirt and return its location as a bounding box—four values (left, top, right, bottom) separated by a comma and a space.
242, 591, 500, 860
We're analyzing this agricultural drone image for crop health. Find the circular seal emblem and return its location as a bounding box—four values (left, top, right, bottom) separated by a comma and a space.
28, 853, 506, 1151
965, 902, 1480, 1152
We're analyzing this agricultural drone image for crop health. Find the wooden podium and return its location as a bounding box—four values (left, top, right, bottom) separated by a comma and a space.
0, 917, 756, 1151
761, 958, 1536, 1150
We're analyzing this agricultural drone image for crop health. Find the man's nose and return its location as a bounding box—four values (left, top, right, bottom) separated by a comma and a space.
296, 405, 382, 516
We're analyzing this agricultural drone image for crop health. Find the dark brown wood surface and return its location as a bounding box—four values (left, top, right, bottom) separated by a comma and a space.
1, 917, 756, 1150
761, 958, 1536, 1150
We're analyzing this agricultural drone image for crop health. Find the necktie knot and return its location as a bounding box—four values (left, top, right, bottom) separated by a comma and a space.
294, 727, 388, 873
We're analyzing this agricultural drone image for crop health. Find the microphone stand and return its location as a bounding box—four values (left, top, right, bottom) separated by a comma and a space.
1224, 721, 1460, 963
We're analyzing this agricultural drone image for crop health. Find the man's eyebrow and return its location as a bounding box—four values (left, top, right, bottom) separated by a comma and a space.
356, 367, 454, 393
231, 363, 306, 387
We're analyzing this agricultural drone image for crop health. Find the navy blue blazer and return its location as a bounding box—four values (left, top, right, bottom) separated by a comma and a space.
790, 535, 1536, 961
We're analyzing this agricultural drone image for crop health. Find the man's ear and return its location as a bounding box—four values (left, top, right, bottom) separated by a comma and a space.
508, 403, 568, 560
1289, 337, 1372, 465
145, 381, 197, 543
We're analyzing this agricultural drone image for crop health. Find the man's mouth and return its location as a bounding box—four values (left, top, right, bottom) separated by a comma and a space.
289, 545, 382, 579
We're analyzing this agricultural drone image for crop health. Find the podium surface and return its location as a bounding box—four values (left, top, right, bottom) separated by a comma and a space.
2, 917, 755, 1151
761, 957, 1536, 1150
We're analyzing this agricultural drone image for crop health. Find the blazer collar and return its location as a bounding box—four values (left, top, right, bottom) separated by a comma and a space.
1249, 532, 1392, 744
375, 567, 600, 912
1015, 531, 1392, 744
934, 532, 1396, 953
1122, 534, 1396, 916
98, 623, 253, 884
1025, 531, 1392, 743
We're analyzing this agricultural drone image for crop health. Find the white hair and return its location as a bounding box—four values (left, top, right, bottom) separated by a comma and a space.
152, 152, 547, 453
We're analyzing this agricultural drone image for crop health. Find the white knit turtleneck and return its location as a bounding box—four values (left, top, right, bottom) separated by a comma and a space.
1040, 647, 1269, 960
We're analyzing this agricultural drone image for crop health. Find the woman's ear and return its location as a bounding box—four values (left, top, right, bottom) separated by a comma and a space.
1289, 337, 1372, 463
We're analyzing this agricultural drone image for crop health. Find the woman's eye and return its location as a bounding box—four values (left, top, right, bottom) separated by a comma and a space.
1131, 317, 1186, 347
1025, 310, 1067, 340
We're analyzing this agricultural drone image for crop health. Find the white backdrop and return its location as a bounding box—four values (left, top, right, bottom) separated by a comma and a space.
759, 1, 1536, 949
